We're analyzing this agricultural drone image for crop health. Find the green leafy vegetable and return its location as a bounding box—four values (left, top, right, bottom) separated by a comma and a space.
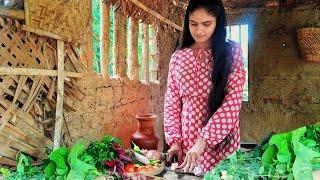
44, 141, 100, 180
205, 124, 320, 179
84, 136, 122, 171
0, 167, 11, 177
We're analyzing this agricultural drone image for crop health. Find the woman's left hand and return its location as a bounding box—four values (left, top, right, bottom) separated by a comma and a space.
179, 138, 206, 173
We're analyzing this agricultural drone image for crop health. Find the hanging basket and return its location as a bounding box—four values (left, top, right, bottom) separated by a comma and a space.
297, 28, 320, 63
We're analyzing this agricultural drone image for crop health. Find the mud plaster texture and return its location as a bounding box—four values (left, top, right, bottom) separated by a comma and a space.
65, 28, 179, 150
228, 5, 320, 143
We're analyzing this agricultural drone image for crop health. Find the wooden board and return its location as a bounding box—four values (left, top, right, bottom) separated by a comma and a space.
24, 0, 91, 43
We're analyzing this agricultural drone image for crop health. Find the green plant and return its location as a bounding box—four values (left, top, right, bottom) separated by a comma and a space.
44, 141, 100, 180
204, 124, 320, 180
92, 0, 101, 73
5, 153, 44, 179
0, 167, 11, 177
83, 136, 122, 171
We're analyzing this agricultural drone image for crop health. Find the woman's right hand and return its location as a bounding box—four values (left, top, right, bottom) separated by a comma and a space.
167, 142, 183, 163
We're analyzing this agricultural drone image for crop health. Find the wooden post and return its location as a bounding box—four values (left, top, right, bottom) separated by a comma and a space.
128, 17, 139, 81
0, 6, 24, 20
82, 0, 94, 73
114, 11, 127, 78
150, 25, 159, 82
53, 40, 65, 149
100, 1, 110, 79
141, 22, 149, 82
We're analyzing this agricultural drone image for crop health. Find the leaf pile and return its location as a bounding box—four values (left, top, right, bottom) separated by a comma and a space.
204, 124, 320, 180
2, 153, 44, 180
44, 140, 100, 180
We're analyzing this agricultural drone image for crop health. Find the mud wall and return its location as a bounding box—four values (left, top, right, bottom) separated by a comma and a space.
227, 5, 320, 143
65, 28, 179, 149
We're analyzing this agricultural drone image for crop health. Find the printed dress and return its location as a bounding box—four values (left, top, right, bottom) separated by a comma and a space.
163, 43, 246, 173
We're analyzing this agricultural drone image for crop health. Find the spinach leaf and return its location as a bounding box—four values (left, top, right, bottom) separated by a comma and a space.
48, 147, 69, 176
262, 145, 277, 165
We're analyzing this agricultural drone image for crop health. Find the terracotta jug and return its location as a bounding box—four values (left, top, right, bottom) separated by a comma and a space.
131, 114, 159, 150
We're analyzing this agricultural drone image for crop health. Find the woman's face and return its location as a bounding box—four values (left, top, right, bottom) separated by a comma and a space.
189, 8, 217, 45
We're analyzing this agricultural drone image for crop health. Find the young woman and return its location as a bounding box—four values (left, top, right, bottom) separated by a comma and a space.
163, 0, 246, 175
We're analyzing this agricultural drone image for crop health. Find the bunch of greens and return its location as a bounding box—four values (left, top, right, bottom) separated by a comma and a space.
4, 153, 44, 179
262, 124, 320, 180
83, 136, 133, 179
44, 140, 100, 180
1, 136, 132, 179
204, 149, 266, 180
83, 136, 123, 171
204, 124, 320, 180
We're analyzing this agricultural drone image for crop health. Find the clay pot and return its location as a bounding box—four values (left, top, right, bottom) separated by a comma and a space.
131, 114, 159, 150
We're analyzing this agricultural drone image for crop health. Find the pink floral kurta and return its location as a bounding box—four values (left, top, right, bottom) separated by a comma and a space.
164, 42, 246, 173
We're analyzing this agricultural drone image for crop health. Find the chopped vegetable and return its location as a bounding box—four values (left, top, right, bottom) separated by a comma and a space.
132, 142, 143, 155
134, 152, 150, 165
149, 159, 160, 165
124, 164, 136, 173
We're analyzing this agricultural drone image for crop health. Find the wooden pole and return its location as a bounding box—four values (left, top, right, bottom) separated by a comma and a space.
100, 0, 110, 79
24, 0, 30, 25
150, 25, 159, 82
141, 22, 149, 82
0, 67, 83, 77
114, 11, 127, 78
82, 0, 94, 73
0, 6, 24, 20
125, 0, 182, 31
128, 17, 139, 80
22, 26, 68, 42
53, 40, 65, 149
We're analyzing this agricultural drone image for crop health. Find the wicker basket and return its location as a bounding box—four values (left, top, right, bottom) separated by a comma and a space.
297, 28, 320, 62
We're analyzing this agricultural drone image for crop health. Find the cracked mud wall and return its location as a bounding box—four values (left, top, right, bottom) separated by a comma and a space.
65, 28, 179, 149
228, 5, 320, 143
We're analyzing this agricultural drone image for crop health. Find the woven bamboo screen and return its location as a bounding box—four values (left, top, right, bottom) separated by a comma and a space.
23, 0, 91, 43
0, 17, 86, 166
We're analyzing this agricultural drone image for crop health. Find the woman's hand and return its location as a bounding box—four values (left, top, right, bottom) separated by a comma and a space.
167, 142, 183, 163
179, 139, 206, 173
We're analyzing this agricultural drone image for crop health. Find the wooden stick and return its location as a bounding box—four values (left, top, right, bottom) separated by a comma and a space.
0, 67, 83, 77
22, 25, 71, 42
142, 22, 149, 82
83, 0, 94, 73
100, 0, 110, 79
128, 17, 139, 80
24, 0, 30, 25
114, 11, 127, 78
0, 6, 24, 20
125, 0, 182, 31
53, 40, 65, 150
150, 25, 159, 82
0, 156, 16, 166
